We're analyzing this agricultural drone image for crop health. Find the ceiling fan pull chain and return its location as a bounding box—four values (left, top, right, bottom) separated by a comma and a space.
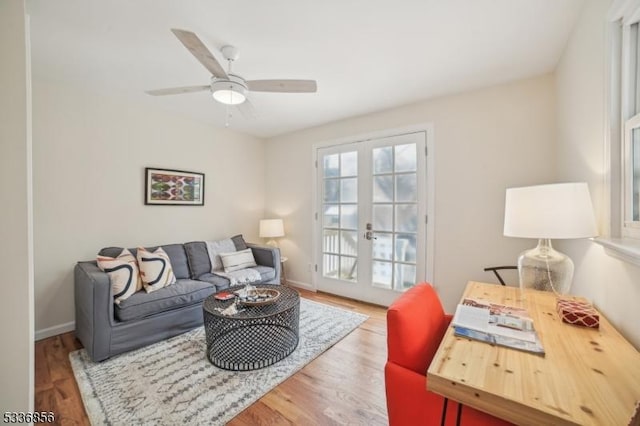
225, 104, 232, 128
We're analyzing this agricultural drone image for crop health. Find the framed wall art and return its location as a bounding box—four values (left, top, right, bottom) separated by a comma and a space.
144, 168, 205, 206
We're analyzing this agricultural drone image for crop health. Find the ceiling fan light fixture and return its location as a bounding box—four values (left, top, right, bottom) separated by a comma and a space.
211, 75, 248, 105
212, 88, 246, 105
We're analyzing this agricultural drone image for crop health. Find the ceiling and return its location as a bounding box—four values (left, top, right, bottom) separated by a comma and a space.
26, 0, 585, 139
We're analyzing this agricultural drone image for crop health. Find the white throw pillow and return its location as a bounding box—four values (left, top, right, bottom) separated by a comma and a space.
97, 248, 142, 304
219, 248, 257, 273
137, 247, 177, 293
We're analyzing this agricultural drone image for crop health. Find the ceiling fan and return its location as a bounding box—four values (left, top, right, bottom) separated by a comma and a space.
146, 29, 317, 117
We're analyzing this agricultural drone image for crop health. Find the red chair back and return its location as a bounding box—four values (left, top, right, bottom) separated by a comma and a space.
387, 282, 450, 373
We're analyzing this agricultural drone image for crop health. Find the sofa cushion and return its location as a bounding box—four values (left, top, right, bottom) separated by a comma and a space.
96, 249, 142, 304
220, 248, 257, 272
157, 244, 190, 279
114, 279, 215, 322
184, 241, 211, 279
197, 273, 231, 291
137, 247, 177, 293
99, 246, 130, 258
100, 244, 190, 279
197, 265, 276, 289
231, 234, 248, 250
253, 265, 276, 282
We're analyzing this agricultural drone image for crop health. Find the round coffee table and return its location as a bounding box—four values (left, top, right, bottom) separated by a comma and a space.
202, 285, 300, 371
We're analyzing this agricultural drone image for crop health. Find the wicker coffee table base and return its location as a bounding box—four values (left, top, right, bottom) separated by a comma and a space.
203, 286, 300, 371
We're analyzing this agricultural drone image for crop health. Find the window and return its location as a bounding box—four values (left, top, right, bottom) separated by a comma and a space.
597, 1, 640, 265
610, 2, 640, 239
622, 16, 640, 238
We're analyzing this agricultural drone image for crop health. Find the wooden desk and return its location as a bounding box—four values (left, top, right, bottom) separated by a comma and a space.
427, 281, 640, 426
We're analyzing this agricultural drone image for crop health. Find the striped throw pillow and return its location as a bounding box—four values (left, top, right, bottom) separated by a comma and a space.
219, 248, 257, 273
137, 247, 177, 293
97, 248, 142, 304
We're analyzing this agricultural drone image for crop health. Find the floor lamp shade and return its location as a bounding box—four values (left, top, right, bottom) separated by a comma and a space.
504, 183, 598, 294
259, 219, 284, 247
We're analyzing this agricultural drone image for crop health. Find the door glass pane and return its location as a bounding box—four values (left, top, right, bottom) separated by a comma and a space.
373, 233, 393, 260
324, 154, 339, 177
340, 205, 358, 229
373, 146, 393, 174
395, 234, 416, 263
394, 264, 416, 289
372, 261, 392, 288
323, 204, 339, 227
396, 204, 417, 232
395, 174, 417, 202
373, 204, 393, 231
395, 144, 417, 172
341, 151, 358, 177
373, 175, 393, 202
324, 179, 339, 202
340, 257, 357, 281
370, 140, 422, 292
340, 178, 358, 203
340, 231, 358, 256
324, 254, 339, 278
322, 150, 358, 281
323, 229, 339, 254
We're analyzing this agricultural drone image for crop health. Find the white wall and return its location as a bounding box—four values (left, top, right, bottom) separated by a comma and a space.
265, 75, 556, 312
33, 79, 266, 335
0, 0, 34, 412
556, 0, 640, 348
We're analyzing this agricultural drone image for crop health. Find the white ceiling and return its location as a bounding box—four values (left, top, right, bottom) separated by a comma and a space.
26, 0, 585, 139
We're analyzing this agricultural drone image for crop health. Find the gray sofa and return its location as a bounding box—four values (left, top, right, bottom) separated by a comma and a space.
74, 238, 280, 362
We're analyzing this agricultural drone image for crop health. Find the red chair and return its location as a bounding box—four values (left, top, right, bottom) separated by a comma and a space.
385, 282, 513, 426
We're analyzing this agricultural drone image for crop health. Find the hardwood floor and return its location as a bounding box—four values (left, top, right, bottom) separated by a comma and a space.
34, 289, 389, 425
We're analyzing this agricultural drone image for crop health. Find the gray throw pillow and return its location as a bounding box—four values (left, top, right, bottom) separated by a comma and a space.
231, 234, 248, 250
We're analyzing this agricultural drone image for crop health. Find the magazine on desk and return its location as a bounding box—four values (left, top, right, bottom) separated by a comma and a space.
452, 298, 545, 355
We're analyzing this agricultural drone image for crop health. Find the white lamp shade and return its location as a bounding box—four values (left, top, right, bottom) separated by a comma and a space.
259, 219, 285, 238
504, 183, 598, 239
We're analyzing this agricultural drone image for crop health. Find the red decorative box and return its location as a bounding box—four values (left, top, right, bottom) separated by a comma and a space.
556, 298, 600, 328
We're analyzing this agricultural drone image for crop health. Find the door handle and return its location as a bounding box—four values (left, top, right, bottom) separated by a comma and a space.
364, 222, 377, 240
364, 230, 377, 240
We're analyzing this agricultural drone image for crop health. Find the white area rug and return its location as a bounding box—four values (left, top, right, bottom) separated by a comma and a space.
69, 298, 368, 425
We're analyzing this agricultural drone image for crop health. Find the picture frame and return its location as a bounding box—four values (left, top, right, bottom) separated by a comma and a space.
144, 168, 205, 206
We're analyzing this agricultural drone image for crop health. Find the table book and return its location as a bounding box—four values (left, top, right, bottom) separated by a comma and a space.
452, 298, 545, 355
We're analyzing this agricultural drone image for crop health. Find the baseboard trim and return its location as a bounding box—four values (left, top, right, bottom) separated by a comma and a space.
286, 279, 315, 292
35, 321, 75, 341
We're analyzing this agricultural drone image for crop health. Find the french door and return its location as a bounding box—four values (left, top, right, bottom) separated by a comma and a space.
314, 131, 428, 306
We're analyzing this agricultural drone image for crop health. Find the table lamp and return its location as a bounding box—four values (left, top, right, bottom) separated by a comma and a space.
259, 219, 285, 247
503, 182, 598, 294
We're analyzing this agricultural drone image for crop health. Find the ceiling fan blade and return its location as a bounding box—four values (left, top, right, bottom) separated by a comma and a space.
145, 85, 210, 96
247, 79, 317, 93
236, 98, 258, 120
170, 29, 228, 79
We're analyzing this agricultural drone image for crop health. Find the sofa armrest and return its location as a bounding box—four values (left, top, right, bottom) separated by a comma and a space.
74, 261, 115, 361
247, 243, 281, 283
